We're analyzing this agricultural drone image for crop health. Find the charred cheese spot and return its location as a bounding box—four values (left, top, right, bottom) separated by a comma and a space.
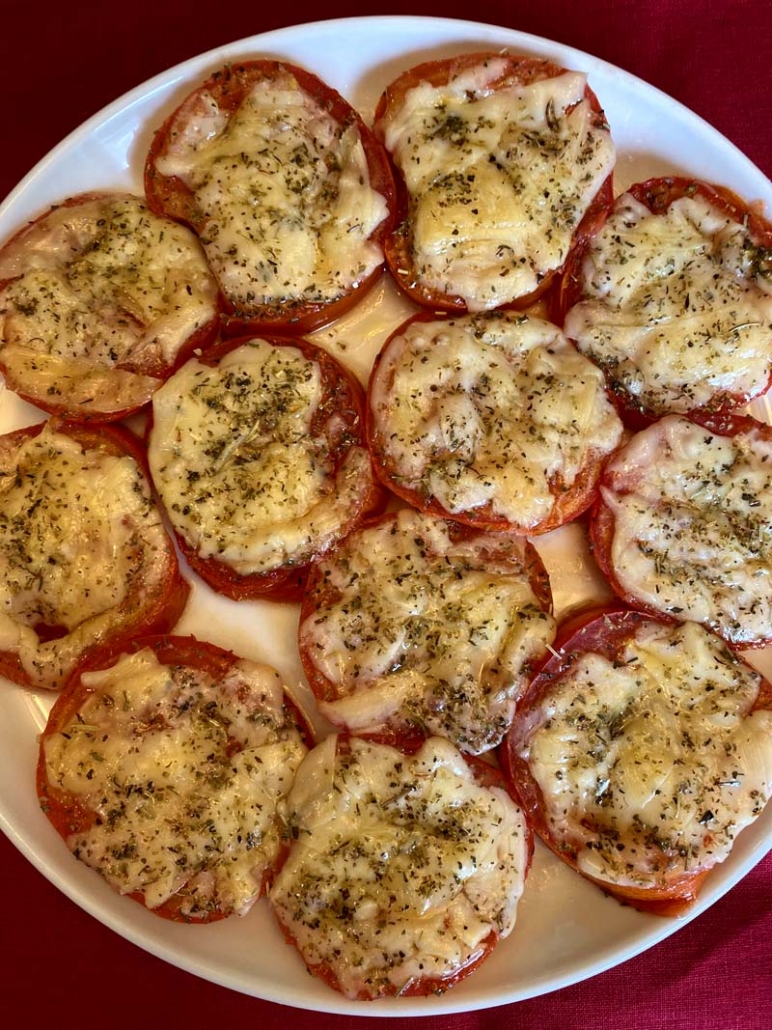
380, 60, 615, 310
0, 194, 218, 415
600, 415, 772, 645
148, 339, 373, 576
300, 508, 556, 753
369, 312, 622, 529
564, 191, 772, 414
42, 647, 307, 918
521, 620, 772, 890
0, 424, 173, 688
155, 71, 389, 310
269, 735, 529, 998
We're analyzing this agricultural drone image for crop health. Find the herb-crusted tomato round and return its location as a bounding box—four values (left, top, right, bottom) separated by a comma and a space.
374, 51, 615, 314
0, 418, 189, 690
269, 733, 532, 998
145, 60, 397, 335
148, 333, 385, 601
299, 507, 556, 754
504, 606, 772, 915
366, 310, 623, 534
38, 634, 310, 922
560, 177, 772, 425
590, 411, 772, 648
0, 192, 220, 421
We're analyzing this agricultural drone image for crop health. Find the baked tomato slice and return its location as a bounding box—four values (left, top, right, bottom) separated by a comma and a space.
559, 177, 772, 426
373, 52, 615, 314
504, 605, 772, 916
148, 333, 386, 602
298, 506, 556, 754
144, 60, 397, 336
366, 310, 622, 534
0, 417, 189, 690
0, 193, 220, 421
268, 733, 532, 998
590, 411, 772, 648
37, 634, 310, 922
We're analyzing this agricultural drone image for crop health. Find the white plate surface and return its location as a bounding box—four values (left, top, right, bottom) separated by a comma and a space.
1, 14, 772, 1017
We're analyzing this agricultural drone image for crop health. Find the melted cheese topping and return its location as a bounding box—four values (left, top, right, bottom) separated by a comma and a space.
300, 508, 556, 753
521, 619, 772, 889
381, 60, 615, 311
563, 192, 772, 414
269, 735, 528, 998
369, 312, 622, 529
149, 340, 374, 575
155, 71, 389, 310
42, 647, 307, 917
0, 195, 218, 414
0, 424, 173, 688
601, 415, 772, 645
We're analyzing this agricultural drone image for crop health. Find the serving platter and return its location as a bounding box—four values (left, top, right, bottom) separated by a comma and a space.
1, 14, 771, 1016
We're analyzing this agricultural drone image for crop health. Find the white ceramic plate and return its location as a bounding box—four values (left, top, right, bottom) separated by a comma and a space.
1, 15, 772, 1017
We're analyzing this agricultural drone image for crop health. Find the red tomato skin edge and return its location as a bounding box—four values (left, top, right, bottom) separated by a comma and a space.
554, 177, 772, 426
373, 53, 614, 314
628, 178, 772, 243
298, 511, 553, 716
274, 924, 501, 1000
145, 334, 388, 602
273, 732, 532, 999
0, 419, 190, 690
144, 60, 398, 337
36, 633, 313, 923
365, 311, 607, 534
218, 266, 387, 339
502, 604, 772, 915
589, 411, 772, 648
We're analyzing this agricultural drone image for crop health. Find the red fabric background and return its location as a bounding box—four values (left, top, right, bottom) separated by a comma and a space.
1, 2, 771, 1027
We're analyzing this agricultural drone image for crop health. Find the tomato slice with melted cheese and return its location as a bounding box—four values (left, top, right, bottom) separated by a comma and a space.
144, 60, 396, 335
590, 411, 772, 648
0, 418, 189, 690
366, 310, 623, 534
299, 507, 556, 754
504, 607, 772, 915
561, 177, 772, 424
148, 334, 385, 601
269, 733, 531, 998
38, 635, 310, 921
373, 52, 615, 313
0, 193, 219, 421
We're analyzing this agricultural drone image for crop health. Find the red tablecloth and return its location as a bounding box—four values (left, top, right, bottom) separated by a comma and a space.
1, 2, 771, 1027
